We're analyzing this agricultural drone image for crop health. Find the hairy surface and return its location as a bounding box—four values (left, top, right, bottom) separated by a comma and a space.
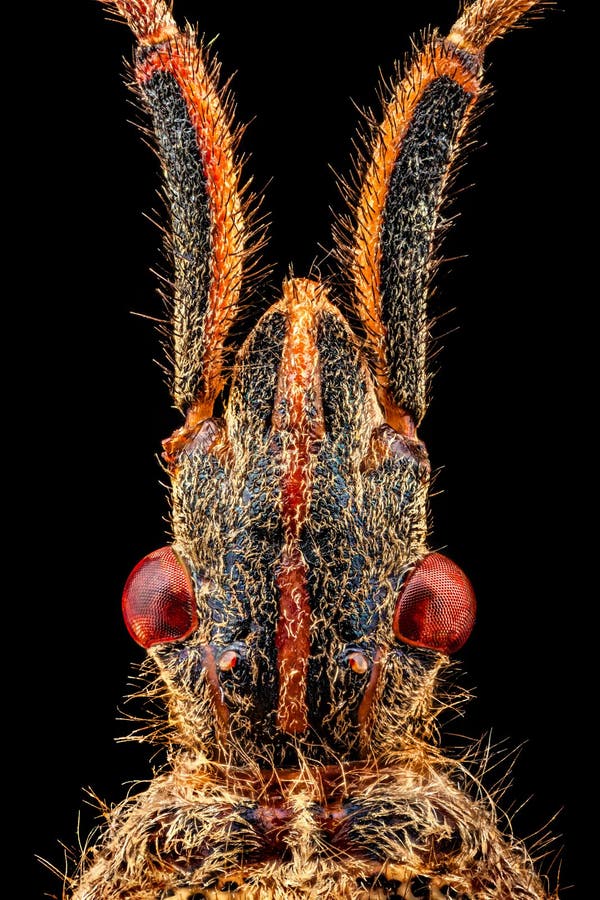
71, 745, 549, 899
65, 0, 558, 897
335, 39, 481, 429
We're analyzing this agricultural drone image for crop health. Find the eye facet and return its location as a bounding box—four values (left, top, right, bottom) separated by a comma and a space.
122, 547, 198, 649
393, 553, 476, 654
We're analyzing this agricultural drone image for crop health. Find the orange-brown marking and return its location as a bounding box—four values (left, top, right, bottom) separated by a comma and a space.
385, 408, 416, 437
351, 40, 482, 429
272, 279, 325, 734
357, 649, 382, 746
448, 0, 543, 55
102, 0, 178, 44
127, 13, 244, 450
137, 42, 243, 405
274, 549, 312, 734
200, 644, 230, 742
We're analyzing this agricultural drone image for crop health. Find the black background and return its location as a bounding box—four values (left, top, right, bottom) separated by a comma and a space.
29, 1, 580, 896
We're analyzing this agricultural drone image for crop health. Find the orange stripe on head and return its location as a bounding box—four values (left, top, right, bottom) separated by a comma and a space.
273, 278, 326, 539
275, 549, 312, 734
272, 278, 326, 734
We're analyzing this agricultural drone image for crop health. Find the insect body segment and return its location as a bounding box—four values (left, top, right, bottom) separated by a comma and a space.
120, 0, 256, 451
345, 39, 482, 430
67, 0, 556, 896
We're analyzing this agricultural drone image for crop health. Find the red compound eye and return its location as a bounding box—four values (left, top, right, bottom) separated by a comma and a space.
393, 553, 476, 654
122, 547, 198, 649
